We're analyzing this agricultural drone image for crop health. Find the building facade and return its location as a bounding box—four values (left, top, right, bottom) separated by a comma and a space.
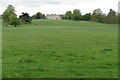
46, 14, 62, 20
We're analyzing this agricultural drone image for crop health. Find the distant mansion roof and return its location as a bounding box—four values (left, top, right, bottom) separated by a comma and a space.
46, 14, 62, 20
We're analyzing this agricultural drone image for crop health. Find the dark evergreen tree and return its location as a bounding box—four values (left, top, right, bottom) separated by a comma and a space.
19, 12, 32, 23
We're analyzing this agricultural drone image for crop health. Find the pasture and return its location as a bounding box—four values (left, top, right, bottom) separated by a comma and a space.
2, 19, 118, 78
0, 19, 2, 79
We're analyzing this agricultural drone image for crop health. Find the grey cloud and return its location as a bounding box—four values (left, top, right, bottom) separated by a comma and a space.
0, 0, 108, 7
45, 2, 61, 4
1, 0, 61, 8
0, 0, 119, 15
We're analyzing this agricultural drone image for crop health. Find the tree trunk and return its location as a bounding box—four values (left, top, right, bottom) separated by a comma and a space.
14, 25, 16, 27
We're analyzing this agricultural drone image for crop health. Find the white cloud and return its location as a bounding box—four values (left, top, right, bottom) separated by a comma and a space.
0, 0, 119, 15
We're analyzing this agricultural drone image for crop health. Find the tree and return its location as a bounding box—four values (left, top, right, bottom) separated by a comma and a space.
65, 11, 72, 20
91, 8, 103, 22
60, 15, 65, 19
36, 12, 42, 19
42, 14, 46, 19
104, 9, 117, 24
2, 5, 17, 26
118, 13, 120, 24
98, 14, 106, 23
32, 12, 46, 19
0, 15, 2, 19
9, 14, 20, 27
83, 13, 91, 21
72, 9, 82, 20
19, 12, 32, 24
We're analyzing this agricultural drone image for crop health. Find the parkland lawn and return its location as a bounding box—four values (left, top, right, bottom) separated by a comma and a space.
0, 19, 2, 79
2, 19, 118, 78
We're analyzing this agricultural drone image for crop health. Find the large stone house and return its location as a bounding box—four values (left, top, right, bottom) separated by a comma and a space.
46, 14, 62, 20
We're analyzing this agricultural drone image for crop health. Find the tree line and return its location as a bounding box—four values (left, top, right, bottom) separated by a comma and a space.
1, 5, 46, 27
1, 5, 118, 27
63, 9, 118, 24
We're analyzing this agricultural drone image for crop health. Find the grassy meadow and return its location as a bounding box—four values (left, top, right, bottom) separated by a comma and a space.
0, 19, 2, 79
2, 19, 118, 78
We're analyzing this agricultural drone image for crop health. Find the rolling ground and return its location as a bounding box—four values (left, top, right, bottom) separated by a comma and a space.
0, 19, 2, 79
2, 19, 118, 78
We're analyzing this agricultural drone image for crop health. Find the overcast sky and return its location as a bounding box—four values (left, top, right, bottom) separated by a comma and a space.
0, 0, 119, 16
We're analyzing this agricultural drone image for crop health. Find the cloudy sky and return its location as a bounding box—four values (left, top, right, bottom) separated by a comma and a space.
0, 0, 119, 16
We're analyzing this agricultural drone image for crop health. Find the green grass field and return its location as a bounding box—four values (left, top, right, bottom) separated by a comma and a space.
2, 19, 118, 78
0, 19, 2, 79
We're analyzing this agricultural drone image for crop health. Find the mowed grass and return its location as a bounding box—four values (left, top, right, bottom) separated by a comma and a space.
0, 19, 2, 79
2, 19, 118, 78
